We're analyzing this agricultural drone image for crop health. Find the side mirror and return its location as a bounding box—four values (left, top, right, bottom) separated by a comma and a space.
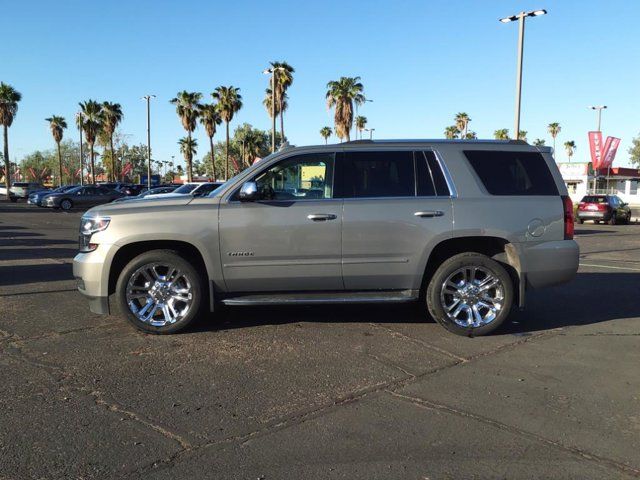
239, 181, 260, 202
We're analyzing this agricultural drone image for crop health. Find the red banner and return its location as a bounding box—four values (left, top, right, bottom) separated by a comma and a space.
232, 157, 240, 172
588, 131, 604, 169
41, 167, 48, 177
28, 167, 37, 179
601, 137, 621, 169
121, 162, 133, 177
63, 166, 70, 175
75, 168, 81, 178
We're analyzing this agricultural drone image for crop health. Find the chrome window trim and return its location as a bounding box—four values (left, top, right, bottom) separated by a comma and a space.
430, 149, 458, 198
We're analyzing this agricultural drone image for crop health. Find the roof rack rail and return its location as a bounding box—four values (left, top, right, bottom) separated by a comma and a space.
343, 139, 374, 144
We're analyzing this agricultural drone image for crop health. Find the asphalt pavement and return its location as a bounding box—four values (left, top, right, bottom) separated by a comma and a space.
1, 202, 639, 479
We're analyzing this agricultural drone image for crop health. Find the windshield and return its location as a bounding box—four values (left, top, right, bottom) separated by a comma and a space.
173, 184, 199, 194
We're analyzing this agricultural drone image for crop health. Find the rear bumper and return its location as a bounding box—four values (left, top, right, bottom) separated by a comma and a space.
577, 210, 610, 220
522, 240, 579, 289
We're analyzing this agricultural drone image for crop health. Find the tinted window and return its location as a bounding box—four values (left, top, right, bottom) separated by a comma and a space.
341, 151, 414, 198
464, 150, 558, 196
252, 153, 334, 200
415, 151, 450, 197
173, 184, 199, 194
581, 196, 607, 204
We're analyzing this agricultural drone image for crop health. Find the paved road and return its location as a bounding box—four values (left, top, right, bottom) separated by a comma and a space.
1, 203, 639, 479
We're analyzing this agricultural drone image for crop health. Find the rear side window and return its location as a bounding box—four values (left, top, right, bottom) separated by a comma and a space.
464, 150, 558, 196
341, 151, 414, 198
415, 151, 450, 196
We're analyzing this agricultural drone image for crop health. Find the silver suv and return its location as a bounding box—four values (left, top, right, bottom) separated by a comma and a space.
73, 140, 579, 336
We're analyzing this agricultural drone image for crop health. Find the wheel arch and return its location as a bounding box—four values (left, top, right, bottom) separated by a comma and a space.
421, 235, 524, 307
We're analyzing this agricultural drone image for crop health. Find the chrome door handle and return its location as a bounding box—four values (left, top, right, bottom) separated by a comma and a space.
414, 210, 444, 218
307, 213, 337, 221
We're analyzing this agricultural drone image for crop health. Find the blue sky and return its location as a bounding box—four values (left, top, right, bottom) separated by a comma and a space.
2, 0, 639, 167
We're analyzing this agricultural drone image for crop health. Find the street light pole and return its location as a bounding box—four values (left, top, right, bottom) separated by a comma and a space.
365, 128, 376, 140
500, 9, 547, 141
589, 105, 607, 132
142, 95, 156, 189
77, 111, 84, 186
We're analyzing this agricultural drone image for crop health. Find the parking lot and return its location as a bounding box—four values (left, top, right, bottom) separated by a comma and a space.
1, 202, 639, 479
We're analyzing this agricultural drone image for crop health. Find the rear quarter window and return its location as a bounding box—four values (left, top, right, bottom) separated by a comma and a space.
464, 150, 558, 196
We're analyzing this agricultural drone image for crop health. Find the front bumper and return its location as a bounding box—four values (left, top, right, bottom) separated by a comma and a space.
522, 240, 580, 289
73, 243, 117, 315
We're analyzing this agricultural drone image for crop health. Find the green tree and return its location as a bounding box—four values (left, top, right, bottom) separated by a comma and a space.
320, 126, 332, 144
178, 137, 198, 178
355, 116, 367, 140
445, 126, 460, 139
628, 133, 640, 167
45, 115, 67, 186
0, 82, 22, 198
564, 140, 576, 162
547, 122, 561, 152
464, 131, 477, 139
170, 91, 202, 182
454, 112, 471, 139
533, 138, 546, 147
518, 130, 528, 142
270, 61, 295, 140
101, 102, 123, 181
494, 128, 510, 140
212, 86, 243, 180
326, 76, 365, 141
78, 100, 103, 183
199, 103, 222, 180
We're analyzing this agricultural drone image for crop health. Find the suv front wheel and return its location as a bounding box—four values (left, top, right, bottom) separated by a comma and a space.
426, 252, 514, 336
116, 249, 203, 334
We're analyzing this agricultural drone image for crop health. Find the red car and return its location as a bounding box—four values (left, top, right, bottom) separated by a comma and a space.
576, 195, 632, 225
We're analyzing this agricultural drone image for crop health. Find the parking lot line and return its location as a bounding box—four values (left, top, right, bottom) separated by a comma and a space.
579, 263, 640, 272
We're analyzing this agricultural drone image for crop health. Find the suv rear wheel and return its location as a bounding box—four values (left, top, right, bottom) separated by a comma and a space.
426, 252, 514, 336
116, 249, 203, 334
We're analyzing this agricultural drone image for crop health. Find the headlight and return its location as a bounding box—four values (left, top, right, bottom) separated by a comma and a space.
79, 216, 110, 252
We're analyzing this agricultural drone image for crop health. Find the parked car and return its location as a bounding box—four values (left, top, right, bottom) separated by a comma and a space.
576, 195, 632, 225
73, 140, 579, 337
29, 185, 78, 206
10, 182, 45, 201
43, 185, 124, 210
148, 182, 200, 198
149, 182, 223, 200
111, 185, 178, 203
116, 184, 148, 196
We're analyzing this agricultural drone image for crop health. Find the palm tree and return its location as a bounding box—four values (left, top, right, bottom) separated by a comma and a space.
170, 91, 202, 182
444, 126, 460, 139
518, 130, 528, 142
464, 131, 477, 139
355, 116, 367, 140
0, 82, 22, 199
263, 88, 288, 133
547, 122, 561, 152
101, 102, 123, 181
178, 137, 198, 178
79, 100, 103, 183
320, 126, 332, 144
199, 103, 222, 180
533, 138, 546, 147
564, 140, 576, 162
494, 128, 510, 140
45, 116, 68, 186
326, 76, 365, 142
454, 113, 471, 139
270, 61, 294, 140
212, 86, 243, 180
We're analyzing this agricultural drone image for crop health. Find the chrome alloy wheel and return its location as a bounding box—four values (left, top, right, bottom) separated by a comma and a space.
440, 266, 504, 328
125, 263, 194, 327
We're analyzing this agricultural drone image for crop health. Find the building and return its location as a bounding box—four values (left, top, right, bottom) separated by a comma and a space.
557, 162, 640, 205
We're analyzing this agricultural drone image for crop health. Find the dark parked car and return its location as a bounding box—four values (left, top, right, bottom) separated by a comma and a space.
43, 185, 124, 211
29, 185, 78, 206
117, 184, 148, 196
111, 185, 178, 203
577, 195, 632, 225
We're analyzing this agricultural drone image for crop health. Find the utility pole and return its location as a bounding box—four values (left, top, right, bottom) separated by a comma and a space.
499, 9, 547, 140
142, 95, 156, 189
77, 111, 84, 186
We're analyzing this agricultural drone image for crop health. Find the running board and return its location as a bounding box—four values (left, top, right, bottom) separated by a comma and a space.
221, 290, 419, 306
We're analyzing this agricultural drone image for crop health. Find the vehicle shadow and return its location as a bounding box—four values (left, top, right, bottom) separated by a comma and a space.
0, 263, 74, 286
188, 272, 640, 336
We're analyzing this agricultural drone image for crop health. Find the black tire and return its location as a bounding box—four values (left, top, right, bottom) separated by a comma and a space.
60, 198, 73, 211
9, 196, 17, 203
608, 213, 617, 226
426, 252, 514, 337
116, 249, 204, 334
578, 218, 584, 224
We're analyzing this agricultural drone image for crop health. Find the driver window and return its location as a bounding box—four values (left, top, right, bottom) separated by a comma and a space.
254, 153, 334, 200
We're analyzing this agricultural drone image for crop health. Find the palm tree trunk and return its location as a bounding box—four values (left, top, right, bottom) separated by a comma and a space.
187, 131, 193, 182
209, 136, 216, 180
90, 143, 96, 184
110, 135, 116, 182
3, 125, 10, 201
553, 136, 557, 154
57, 142, 63, 187
279, 101, 285, 143
225, 121, 230, 180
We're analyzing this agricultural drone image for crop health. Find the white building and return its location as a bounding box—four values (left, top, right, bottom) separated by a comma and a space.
557, 162, 640, 205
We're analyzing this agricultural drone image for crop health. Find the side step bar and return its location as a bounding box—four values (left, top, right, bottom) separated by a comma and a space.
221, 290, 419, 306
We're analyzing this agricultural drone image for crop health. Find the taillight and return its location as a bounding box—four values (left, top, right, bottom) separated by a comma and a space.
596, 204, 607, 211
578, 202, 586, 210
562, 195, 574, 240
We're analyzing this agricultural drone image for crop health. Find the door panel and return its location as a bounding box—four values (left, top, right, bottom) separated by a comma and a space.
342, 198, 452, 290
